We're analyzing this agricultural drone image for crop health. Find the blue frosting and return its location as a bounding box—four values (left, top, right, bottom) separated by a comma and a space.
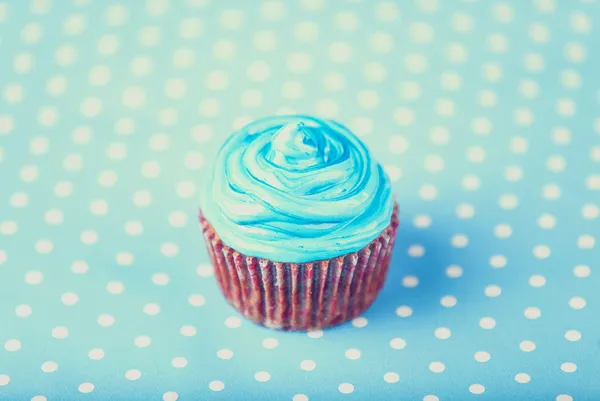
200, 115, 394, 263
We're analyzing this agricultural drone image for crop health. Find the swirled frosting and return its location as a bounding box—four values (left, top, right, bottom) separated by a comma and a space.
200, 115, 394, 263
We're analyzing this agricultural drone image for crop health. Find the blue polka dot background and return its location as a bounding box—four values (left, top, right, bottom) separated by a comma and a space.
0, 1, 599, 400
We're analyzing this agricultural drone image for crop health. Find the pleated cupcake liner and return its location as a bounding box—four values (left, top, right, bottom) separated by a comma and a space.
199, 203, 399, 331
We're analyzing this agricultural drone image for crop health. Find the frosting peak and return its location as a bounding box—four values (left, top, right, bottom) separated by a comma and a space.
200, 115, 394, 263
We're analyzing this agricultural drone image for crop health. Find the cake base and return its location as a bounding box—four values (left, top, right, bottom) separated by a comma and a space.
199, 203, 399, 331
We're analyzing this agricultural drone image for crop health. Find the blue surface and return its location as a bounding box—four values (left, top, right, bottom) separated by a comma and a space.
1, 1, 599, 400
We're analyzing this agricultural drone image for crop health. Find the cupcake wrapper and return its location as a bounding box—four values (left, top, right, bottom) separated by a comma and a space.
199, 203, 399, 331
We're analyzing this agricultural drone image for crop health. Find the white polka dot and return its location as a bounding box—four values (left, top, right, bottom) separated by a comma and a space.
419, 184, 438, 200
186, 294, 205, 307
370, 32, 394, 53
338, 383, 354, 394
52, 326, 69, 339
413, 214, 431, 228
484, 285, 502, 297
19, 165, 39, 182
134, 335, 151, 348
300, 360, 316, 371
515, 373, 531, 384
88, 348, 104, 360
160, 243, 179, 257
389, 135, 408, 154
55, 45, 78, 66
196, 264, 214, 277
390, 338, 406, 350
446, 265, 463, 278
561, 362, 577, 373
494, 224, 512, 239
446, 43, 468, 64
577, 235, 595, 249
41, 361, 58, 373
402, 275, 419, 288
528, 275, 546, 288
307, 330, 323, 339
106, 281, 124, 294
408, 245, 425, 258
434, 327, 452, 339
0, 221, 17, 235
4, 339, 21, 352
3, 84, 24, 104
467, 146, 486, 163
172, 48, 194, 68
399, 81, 421, 100
225, 316, 241, 328
588, 174, 600, 190
143, 303, 160, 315
89, 199, 109, 216
29, 137, 49, 155
25, 270, 44, 285
375, 1, 399, 21
569, 296, 586, 309
461, 174, 480, 191
537, 214, 556, 229
451, 234, 469, 248
212, 39, 236, 60
351, 317, 368, 328
469, 384, 485, 394
479, 317, 496, 329
31, 396, 47, 401
581, 203, 599, 220
78, 383, 94, 393
524, 307, 541, 319
71, 260, 88, 274
254, 371, 271, 382
552, 127, 571, 144
171, 357, 188, 368
0, 375, 9, 386
14, 52, 34, 74
15, 304, 32, 318
198, 98, 221, 118
410, 22, 435, 43
565, 330, 581, 342
80, 230, 98, 245
287, 52, 313, 74
440, 296, 457, 308
9, 193, 29, 208
209, 380, 225, 391
573, 265, 590, 278
98, 314, 115, 327
364, 62, 386, 82
452, 12, 473, 32
429, 362, 445, 373
162, 392, 179, 401
564, 42, 586, 63
440, 71, 462, 91
556, 395, 574, 401
520, 340, 536, 352
383, 372, 400, 383
424, 154, 444, 173
125, 369, 142, 381
533, 245, 551, 259
345, 348, 361, 360
130, 57, 153, 77
423, 396, 439, 401
179, 18, 202, 39
474, 351, 491, 362
395, 306, 413, 318
217, 349, 233, 360
61, 292, 79, 306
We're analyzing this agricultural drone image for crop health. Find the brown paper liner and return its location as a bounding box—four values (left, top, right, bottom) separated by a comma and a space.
199, 203, 399, 331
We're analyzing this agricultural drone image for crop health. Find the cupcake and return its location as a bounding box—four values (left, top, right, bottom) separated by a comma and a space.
199, 115, 398, 331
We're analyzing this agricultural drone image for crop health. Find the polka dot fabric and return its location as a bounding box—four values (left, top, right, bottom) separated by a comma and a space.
0, 0, 599, 400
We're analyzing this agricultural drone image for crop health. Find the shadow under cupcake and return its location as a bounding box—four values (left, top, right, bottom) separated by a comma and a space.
199, 116, 398, 331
